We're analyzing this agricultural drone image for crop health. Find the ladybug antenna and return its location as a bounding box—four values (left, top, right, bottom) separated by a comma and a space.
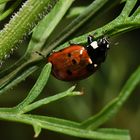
109, 41, 119, 49
35, 51, 46, 59
114, 42, 119, 46
87, 35, 94, 44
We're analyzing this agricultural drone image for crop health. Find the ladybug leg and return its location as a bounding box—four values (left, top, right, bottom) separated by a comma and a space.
88, 32, 99, 44
68, 41, 76, 45
87, 35, 94, 44
52, 50, 57, 53
35, 51, 46, 59
47, 50, 56, 57
101, 30, 110, 39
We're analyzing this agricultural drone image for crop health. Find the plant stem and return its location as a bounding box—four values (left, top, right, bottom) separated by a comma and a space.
0, 0, 58, 61
15, 63, 51, 113
21, 89, 81, 114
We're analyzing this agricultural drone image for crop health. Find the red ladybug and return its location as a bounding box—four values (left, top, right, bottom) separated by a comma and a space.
48, 35, 109, 81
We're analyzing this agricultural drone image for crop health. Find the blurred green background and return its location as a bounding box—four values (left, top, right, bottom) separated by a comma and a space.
0, 0, 140, 140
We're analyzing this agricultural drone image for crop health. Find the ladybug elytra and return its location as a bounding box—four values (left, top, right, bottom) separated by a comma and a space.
48, 35, 109, 81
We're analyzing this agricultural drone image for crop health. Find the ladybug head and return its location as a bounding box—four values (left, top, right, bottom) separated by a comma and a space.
97, 37, 109, 51
86, 36, 110, 64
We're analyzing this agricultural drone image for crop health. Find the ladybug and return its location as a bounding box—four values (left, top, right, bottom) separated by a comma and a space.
48, 35, 109, 81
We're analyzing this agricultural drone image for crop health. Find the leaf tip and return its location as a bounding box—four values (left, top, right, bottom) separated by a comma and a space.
74, 91, 84, 96
33, 124, 41, 138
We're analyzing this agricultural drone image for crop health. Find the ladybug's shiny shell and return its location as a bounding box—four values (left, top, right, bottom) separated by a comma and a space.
48, 35, 109, 81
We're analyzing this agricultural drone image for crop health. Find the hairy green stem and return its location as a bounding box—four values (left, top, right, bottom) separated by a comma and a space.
0, 0, 58, 61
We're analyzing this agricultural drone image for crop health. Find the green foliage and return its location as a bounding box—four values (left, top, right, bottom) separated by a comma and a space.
0, 0, 58, 60
0, 0, 22, 21
0, 0, 12, 4
0, 0, 140, 139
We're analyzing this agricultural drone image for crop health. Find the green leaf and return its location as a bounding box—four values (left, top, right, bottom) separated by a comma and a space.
120, 0, 137, 17
132, 6, 140, 18
0, 0, 73, 87
0, 0, 12, 4
81, 66, 140, 129
0, 66, 38, 95
97, 128, 129, 135
50, 0, 140, 52
0, 0, 58, 61
26, 0, 74, 55
0, 57, 41, 94
33, 124, 41, 138
0, 0, 22, 21
0, 1, 140, 140
15, 63, 52, 113
0, 3, 6, 14
97, 128, 130, 140
21, 86, 81, 113
44, 0, 113, 53
66, 6, 86, 18
32, 115, 130, 140
0, 113, 130, 140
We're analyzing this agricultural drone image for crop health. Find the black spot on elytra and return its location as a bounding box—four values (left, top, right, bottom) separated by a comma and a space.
86, 64, 94, 72
72, 59, 77, 65
67, 53, 71, 57
66, 69, 72, 75
59, 49, 63, 52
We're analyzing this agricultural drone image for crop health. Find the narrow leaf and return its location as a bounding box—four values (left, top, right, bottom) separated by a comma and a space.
120, 0, 137, 17
81, 66, 140, 129
0, 66, 38, 95
33, 124, 42, 138
21, 86, 81, 113
0, 0, 22, 21
97, 128, 130, 140
0, 113, 130, 140
26, 0, 74, 55
15, 63, 52, 113
44, 0, 112, 53
0, 0, 12, 4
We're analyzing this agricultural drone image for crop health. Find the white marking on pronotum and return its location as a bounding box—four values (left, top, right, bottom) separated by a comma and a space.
90, 41, 99, 49
94, 64, 98, 67
107, 44, 109, 48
